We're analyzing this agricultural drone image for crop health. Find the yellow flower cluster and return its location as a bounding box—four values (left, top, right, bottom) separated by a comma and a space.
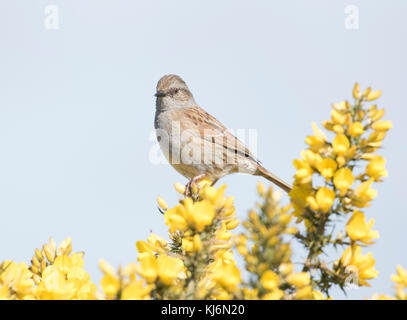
0, 182, 240, 300
372, 265, 407, 300
0, 261, 35, 299
99, 259, 151, 300
162, 180, 241, 300
389, 265, 407, 300
236, 183, 325, 300
335, 245, 378, 287
0, 237, 97, 300
290, 84, 390, 293
292, 85, 390, 215
100, 180, 242, 300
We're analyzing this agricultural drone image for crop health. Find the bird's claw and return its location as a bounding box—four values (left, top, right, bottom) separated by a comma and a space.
184, 174, 206, 198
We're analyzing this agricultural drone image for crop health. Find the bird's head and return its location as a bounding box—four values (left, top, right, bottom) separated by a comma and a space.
155, 74, 196, 110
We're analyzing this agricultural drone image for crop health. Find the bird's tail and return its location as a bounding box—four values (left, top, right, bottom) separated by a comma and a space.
256, 165, 292, 193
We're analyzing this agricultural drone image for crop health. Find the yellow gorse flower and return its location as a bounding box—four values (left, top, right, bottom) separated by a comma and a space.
286, 272, 311, 287
0, 261, 35, 299
366, 155, 388, 180
211, 257, 241, 292
353, 83, 360, 99
347, 121, 364, 136
36, 253, 97, 300
315, 187, 335, 213
184, 198, 216, 232
331, 109, 346, 125
317, 158, 337, 180
388, 265, 407, 300
332, 134, 350, 156
372, 120, 392, 131
333, 167, 354, 196
366, 90, 382, 101
260, 270, 279, 291
391, 265, 407, 287
346, 210, 379, 244
305, 122, 328, 153
293, 159, 313, 184
354, 179, 378, 208
99, 260, 151, 300
338, 245, 378, 287
156, 196, 168, 211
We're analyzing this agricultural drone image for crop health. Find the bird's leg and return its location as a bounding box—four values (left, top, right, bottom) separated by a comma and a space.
185, 174, 206, 198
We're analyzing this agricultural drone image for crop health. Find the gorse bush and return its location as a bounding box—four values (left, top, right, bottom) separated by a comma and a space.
0, 84, 403, 300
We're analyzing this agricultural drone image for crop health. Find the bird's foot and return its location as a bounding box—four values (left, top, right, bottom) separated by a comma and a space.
185, 174, 206, 198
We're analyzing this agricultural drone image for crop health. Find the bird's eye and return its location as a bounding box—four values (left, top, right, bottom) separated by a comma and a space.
173, 89, 179, 94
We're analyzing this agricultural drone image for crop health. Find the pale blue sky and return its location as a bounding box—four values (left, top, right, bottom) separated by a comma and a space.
1, 0, 406, 299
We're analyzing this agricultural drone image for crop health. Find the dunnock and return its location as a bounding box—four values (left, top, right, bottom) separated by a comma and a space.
154, 74, 291, 194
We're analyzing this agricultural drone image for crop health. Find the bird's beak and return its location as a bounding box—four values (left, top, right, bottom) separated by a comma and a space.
155, 91, 166, 98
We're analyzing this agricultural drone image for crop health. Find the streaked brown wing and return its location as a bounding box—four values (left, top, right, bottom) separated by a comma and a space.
174, 106, 261, 165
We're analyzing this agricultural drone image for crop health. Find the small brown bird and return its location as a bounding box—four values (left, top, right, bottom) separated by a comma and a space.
154, 74, 291, 194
